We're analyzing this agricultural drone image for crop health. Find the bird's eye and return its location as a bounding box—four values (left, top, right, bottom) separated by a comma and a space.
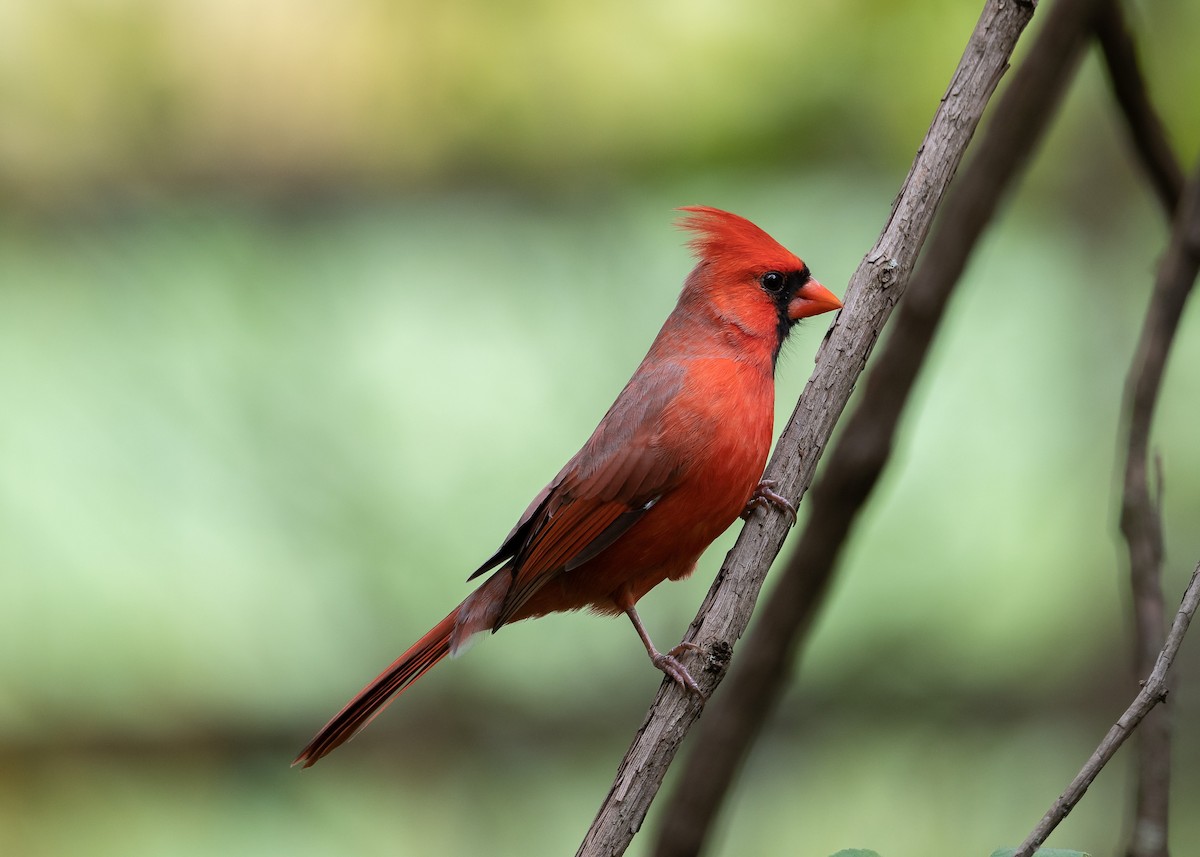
760, 271, 786, 293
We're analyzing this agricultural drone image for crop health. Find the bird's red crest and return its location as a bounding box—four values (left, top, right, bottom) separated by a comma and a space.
677, 206, 803, 273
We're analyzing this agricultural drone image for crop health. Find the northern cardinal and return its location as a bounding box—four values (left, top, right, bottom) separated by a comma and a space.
294, 206, 841, 766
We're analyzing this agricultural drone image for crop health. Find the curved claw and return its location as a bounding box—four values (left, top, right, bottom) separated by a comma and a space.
741, 478, 797, 525
651, 651, 705, 697
621, 600, 707, 697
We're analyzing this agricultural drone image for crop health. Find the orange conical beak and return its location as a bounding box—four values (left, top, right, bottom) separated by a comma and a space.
787, 278, 843, 320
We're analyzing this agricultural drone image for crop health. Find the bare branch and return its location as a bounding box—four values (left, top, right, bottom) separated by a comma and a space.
1095, 0, 1185, 215
652, 0, 1107, 853
1117, 153, 1200, 857
574, 2, 1042, 855
1015, 157, 1200, 857
1013, 561, 1200, 857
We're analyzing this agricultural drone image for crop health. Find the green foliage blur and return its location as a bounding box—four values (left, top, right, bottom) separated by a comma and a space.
2, 2, 1199, 856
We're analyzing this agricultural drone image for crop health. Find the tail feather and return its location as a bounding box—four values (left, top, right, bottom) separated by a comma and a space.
293, 609, 458, 767
294, 571, 511, 768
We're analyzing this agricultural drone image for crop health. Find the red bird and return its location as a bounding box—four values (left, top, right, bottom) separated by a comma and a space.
295, 207, 841, 766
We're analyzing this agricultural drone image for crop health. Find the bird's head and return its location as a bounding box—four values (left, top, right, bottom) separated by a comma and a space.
677, 206, 841, 354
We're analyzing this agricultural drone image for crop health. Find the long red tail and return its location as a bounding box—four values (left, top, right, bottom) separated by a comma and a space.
293, 608, 459, 767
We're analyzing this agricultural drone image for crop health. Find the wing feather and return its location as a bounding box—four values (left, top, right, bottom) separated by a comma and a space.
474, 361, 688, 627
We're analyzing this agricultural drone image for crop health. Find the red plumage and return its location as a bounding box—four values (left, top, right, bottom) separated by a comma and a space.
294, 207, 840, 766
679, 205, 806, 278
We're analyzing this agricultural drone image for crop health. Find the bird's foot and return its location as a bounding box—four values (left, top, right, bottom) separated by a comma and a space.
622, 601, 706, 697
651, 642, 705, 697
741, 479, 797, 525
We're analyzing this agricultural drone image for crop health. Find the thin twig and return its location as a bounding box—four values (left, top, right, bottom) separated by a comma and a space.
652, 0, 1106, 853
1013, 561, 1200, 857
1094, 0, 1185, 215
575, 3, 1041, 855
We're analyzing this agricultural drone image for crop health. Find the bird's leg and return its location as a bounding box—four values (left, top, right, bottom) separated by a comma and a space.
622, 603, 704, 696
741, 478, 797, 525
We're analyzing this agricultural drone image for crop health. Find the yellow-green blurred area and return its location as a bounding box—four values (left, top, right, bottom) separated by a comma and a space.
2, 1, 1200, 855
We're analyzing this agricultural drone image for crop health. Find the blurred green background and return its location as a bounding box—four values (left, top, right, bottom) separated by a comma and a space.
2, 1, 1199, 855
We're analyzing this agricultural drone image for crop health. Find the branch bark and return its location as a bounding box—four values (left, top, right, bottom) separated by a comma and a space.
652, 0, 1106, 853
575, 2, 1041, 855
1013, 560, 1200, 857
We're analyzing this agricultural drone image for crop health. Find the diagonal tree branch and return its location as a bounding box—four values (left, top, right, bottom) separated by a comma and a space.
1095, 0, 1185, 216
1013, 560, 1200, 857
576, 2, 1040, 854
652, 0, 1107, 853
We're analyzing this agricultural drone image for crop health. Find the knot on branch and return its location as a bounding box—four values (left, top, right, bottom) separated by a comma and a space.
870, 256, 900, 289
704, 639, 733, 675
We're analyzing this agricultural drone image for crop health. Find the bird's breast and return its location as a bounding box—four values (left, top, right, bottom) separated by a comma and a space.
668, 358, 775, 514
628, 357, 775, 566
589, 358, 773, 607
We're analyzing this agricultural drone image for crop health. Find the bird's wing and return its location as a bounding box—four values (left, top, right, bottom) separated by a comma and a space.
469, 362, 689, 629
